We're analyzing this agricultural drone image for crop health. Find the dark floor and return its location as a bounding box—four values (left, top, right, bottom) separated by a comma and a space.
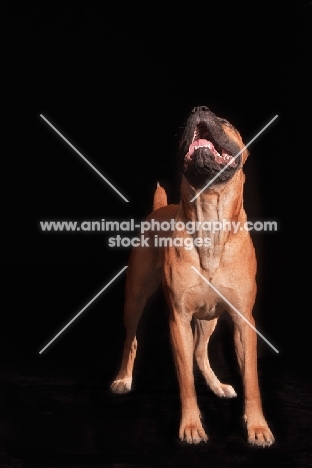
1, 266, 311, 468
1, 348, 311, 468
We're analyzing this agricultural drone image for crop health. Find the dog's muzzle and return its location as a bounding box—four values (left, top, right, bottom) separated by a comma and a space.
179, 106, 242, 189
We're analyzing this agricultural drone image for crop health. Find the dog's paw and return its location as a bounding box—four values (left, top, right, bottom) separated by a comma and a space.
247, 425, 275, 447
211, 383, 237, 398
110, 377, 132, 394
179, 418, 208, 444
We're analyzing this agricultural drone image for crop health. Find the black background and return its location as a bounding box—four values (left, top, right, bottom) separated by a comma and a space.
1, 1, 311, 467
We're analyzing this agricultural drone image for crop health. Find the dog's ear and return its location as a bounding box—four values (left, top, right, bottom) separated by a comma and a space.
242, 146, 250, 163
236, 132, 249, 164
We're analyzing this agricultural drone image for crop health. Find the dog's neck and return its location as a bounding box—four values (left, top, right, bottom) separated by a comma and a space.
177, 173, 247, 274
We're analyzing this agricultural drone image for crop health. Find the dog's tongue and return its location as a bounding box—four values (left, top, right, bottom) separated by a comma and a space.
187, 139, 237, 167
188, 139, 214, 156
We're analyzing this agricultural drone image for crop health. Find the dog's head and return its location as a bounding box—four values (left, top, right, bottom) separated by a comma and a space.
179, 106, 248, 189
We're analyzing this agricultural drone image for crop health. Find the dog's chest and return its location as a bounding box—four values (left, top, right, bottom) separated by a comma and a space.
179, 281, 222, 320
193, 303, 220, 320
197, 239, 223, 274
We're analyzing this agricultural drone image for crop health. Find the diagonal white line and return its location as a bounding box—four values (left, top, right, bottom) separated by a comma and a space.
39, 266, 128, 354
190, 115, 278, 202
191, 266, 279, 353
40, 114, 129, 202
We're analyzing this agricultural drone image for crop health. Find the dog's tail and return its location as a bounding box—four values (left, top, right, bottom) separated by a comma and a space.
153, 182, 168, 211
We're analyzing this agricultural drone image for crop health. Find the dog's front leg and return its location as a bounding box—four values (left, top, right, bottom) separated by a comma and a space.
234, 317, 275, 447
169, 309, 208, 444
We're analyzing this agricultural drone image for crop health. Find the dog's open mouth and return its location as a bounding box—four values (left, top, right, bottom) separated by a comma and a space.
186, 122, 237, 168
180, 107, 242, 189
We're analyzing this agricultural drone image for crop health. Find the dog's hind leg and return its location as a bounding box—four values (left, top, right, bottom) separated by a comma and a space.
111, 245, 161, 394
194, 318, 237, 398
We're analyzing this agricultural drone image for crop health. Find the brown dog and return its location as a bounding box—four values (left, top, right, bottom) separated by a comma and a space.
111, 106, 274, 447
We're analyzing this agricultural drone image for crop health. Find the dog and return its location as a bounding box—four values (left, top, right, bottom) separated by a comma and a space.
111, 105, 274, 447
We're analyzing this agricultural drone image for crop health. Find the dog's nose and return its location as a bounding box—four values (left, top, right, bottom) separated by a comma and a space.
191, 106, 210, 114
